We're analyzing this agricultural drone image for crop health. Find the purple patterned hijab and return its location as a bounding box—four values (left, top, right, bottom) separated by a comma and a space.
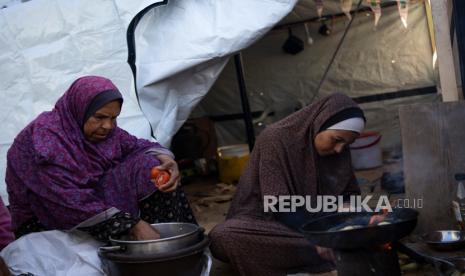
7, 76, 158, 230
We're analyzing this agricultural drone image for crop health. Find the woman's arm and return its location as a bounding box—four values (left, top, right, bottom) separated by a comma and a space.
118, 130, 180, 192
76, 211, 140, 241
27, 167, 113, 230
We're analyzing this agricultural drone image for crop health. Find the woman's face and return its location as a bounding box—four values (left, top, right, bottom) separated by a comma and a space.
314, 129, 359, 156
83, 100, 121, 143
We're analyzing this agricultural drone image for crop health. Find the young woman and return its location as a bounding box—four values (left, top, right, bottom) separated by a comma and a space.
209, 93, 365, 275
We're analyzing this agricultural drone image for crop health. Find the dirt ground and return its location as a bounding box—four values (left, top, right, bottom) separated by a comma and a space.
182, 157, 439, 276
183, 176, 237, 275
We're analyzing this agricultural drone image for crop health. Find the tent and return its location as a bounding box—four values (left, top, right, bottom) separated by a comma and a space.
0, 0, 297, 201
0, 0, 443, 202
191, 1, 439, 151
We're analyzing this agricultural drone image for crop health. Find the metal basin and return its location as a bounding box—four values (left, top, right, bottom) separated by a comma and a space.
99, 222, 203, 255
99, 235, 210, 276
422, 230, 465, 251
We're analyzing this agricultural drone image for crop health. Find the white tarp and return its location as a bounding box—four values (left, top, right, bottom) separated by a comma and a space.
134, 0, 298, 146
0, 0, 158, 202
0, 0, 297, 202
1, 230, 212, 275
192, 3, 438, 150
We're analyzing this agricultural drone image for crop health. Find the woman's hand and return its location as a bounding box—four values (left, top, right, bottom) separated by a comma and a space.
337, 202, 352, 212
316, 246, 335, 262
154, 154, 180, 193
130, 220, 161, 241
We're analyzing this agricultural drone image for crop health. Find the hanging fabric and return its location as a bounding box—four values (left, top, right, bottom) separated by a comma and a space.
315, 0, 324, 18
397, 0, 409, 28
370, 0, 381, 27
341, 0, 353, 20
304, 23, 314, 45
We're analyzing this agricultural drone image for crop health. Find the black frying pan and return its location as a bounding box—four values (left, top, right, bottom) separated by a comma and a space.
300, 208, 418, 249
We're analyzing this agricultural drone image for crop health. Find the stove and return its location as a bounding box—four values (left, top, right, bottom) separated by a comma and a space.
334, 244, 400, 276
301, 208, 418, 276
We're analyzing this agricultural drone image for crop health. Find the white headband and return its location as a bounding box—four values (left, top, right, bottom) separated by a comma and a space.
327, 117, 365, 134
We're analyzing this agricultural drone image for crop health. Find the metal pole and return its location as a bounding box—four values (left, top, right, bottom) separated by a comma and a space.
431, 0, 460, 101
452, 0, 465, 98
234, 53, 255, 151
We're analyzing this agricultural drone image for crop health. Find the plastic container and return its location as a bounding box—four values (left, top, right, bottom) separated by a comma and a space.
350, 131, 382, 170
217, 144, 250, 183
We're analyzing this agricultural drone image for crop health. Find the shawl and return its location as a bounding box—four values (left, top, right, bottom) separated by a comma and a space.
6, 76, 161, 229
227, 93, 361, 219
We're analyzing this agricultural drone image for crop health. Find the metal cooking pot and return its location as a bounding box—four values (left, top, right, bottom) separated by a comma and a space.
99, 235, 210, 276
421, 230, 465, 251
99, 222, 203, 255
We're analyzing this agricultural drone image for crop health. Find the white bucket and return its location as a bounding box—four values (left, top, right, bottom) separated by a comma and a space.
350, 132, 382, 170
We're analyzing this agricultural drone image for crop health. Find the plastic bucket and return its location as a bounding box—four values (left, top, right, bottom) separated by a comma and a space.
350, 131, 382, 170
217, 144, 250, 183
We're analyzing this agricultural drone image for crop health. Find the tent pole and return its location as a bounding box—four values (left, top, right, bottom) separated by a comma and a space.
234, 53, 255, 151
430, 0, 460, 101
452, 0, 465, 98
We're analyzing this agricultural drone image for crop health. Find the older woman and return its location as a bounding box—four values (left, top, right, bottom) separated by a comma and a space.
209, 93, 365, 275
6, 76, 195, 242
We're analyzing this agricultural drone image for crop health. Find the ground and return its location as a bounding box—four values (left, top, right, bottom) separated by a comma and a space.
183, 176, 237, 275
182, 154, 442, 275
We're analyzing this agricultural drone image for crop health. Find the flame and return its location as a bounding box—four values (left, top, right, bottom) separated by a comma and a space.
369, 209, 389, 225
382, 243, 393, 251
369, 209, 392, 251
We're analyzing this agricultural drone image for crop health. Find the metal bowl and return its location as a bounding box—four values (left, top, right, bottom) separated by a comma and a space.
99, 222, 203, 255
422, 230, 465, 251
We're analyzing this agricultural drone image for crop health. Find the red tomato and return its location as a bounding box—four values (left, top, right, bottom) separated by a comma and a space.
150, 167, 160, 179
150, 167, 171, 188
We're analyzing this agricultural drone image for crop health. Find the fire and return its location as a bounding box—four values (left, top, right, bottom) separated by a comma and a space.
369, 208, 389, 225
369, 209, 392, 251
381, 242, 392, 251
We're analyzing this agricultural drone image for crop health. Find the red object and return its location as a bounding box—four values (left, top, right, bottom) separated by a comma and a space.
150, 168, 171, 188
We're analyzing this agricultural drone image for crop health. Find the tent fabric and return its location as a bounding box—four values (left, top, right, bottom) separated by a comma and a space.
0, 0, 151, 202
191, 3, 438, 149
0, 0, 298, 201
133, 0, 298, 146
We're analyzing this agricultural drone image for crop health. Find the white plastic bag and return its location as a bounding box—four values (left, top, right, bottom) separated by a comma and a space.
1, 230, 212, 276
1, 231, 105, 276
